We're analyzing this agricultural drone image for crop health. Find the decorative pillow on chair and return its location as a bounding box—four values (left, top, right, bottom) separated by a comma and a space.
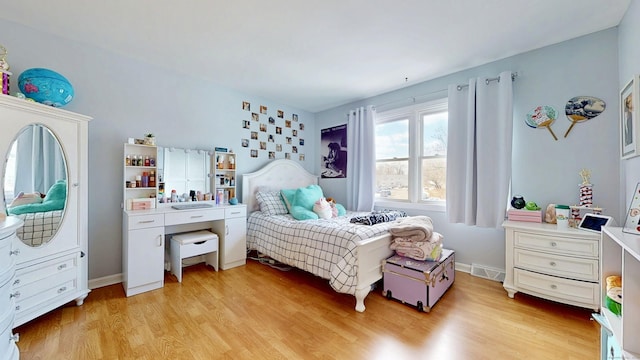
256, 191, 289, 215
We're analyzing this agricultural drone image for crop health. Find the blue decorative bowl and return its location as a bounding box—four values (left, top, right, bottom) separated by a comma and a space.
18, 68, 74, 107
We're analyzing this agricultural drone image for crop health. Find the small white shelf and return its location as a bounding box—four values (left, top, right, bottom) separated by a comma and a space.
212, 151, 236, 204
601, 226, 640, 358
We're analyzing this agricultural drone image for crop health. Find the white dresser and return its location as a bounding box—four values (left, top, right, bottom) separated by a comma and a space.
0, 216, 23, 360
503, 220, 600, 311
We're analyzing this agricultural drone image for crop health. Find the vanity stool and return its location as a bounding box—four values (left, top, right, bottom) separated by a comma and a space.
170, 230, 219, 282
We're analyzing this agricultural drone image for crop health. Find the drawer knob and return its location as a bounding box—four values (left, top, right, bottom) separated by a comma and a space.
550, 242, 557, 247
550, 261, 556, 267
550, 284, 557, 290
10, 249, 20, 256
13, 279, 20, 286
58, 263, 68, 270
58, 286, 67, 294
10, 291, 20, 299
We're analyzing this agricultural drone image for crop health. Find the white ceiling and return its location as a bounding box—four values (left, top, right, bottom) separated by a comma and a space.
1, 1, 631, 113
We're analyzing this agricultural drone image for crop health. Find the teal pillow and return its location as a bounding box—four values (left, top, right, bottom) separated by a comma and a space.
290, 205, 319, 220
8, 180, 67, 215
335, 203, 347, 216
291, 185, 324, 211
280, 188, 296, 213
44, 180, 67, 202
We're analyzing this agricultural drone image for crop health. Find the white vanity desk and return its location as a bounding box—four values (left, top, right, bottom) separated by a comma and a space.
122, 202, 246, 297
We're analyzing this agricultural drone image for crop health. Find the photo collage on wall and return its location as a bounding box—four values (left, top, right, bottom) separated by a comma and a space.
241, 101, 305, 161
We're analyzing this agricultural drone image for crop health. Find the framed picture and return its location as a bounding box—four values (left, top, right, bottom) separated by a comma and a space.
321, 124, 347, 178
620, 75, 640, 159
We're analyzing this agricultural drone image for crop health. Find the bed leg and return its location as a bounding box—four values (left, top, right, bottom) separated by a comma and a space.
354, 287, 370, 312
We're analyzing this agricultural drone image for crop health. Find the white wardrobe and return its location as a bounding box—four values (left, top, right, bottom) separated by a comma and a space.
0, 95, 91, 328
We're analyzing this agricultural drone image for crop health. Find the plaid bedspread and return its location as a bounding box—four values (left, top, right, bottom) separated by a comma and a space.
247, 211, 396, 295
15, 210, 63, 246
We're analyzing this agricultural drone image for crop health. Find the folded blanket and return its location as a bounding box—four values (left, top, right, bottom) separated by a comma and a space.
390, 232, 443, 261
349, 210, 407, 225
388, 215, 433, 242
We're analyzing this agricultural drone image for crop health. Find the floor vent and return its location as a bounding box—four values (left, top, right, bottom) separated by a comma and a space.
470, 263, 505, 282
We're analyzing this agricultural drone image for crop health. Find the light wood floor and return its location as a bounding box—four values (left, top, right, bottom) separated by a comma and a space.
15, 259, 599, 360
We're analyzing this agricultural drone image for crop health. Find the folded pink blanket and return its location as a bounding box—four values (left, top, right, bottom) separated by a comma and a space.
390, 232, 443, 261
389, 215, 433, 242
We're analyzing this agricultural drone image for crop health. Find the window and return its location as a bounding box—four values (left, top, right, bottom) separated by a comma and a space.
375, 98, 447, 208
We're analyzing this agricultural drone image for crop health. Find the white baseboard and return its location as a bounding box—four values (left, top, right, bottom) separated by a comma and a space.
455, 262, 472, 274
89, 273, 122, 289
86, 262, 481, 290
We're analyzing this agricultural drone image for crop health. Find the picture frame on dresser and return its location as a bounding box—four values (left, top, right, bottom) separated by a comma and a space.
620, 74, 640, 159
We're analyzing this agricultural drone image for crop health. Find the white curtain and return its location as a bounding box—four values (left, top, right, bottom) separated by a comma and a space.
446, 71, 513, 228
14, 125, 66, 196
347, 105, 376, 211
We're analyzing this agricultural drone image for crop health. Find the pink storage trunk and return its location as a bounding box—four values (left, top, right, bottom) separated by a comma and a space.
382, 249, 455, 312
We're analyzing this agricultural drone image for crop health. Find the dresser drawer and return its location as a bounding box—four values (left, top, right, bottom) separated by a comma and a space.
127, 214, 165, 230
14, 263, 76, 301
514, 248, 598, 281
15, 278, 77, 315
14, 253, 78, 288
514, 231, 598, 257
0, 231, 17, 274
165, 208, 224, 226
0, 267, 15, 315
225, 206, 246, 219
514, 268, 599, 306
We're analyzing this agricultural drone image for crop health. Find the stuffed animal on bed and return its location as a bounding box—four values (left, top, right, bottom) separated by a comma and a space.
313, 197, 333, 219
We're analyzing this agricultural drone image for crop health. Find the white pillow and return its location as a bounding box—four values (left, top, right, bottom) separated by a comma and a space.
255, 191, 289, 216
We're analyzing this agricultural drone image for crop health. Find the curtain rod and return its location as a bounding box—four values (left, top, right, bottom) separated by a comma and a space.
456, 72, 518, 91
372, 71, 518, 111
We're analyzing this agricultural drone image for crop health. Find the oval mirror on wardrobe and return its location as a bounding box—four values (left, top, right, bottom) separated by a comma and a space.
3, 123, 68, 247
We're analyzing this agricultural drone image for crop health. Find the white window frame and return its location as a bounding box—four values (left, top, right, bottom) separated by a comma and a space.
374, 98, 447, 212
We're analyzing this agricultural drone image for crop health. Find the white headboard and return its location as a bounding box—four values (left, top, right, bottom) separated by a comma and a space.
242, 159, 318, 213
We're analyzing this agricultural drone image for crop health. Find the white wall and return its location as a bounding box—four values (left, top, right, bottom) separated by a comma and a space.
0, 19, 316, 280
618, 1, 640, 217
316, 28, 620, 270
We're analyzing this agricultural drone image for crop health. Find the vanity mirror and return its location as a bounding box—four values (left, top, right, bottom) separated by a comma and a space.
157, 146, 211, 202
3, 123, 67, 247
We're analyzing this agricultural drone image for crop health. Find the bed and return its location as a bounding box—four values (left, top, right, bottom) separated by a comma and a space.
242, 159, 394, 312
13, 210, 63, 246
